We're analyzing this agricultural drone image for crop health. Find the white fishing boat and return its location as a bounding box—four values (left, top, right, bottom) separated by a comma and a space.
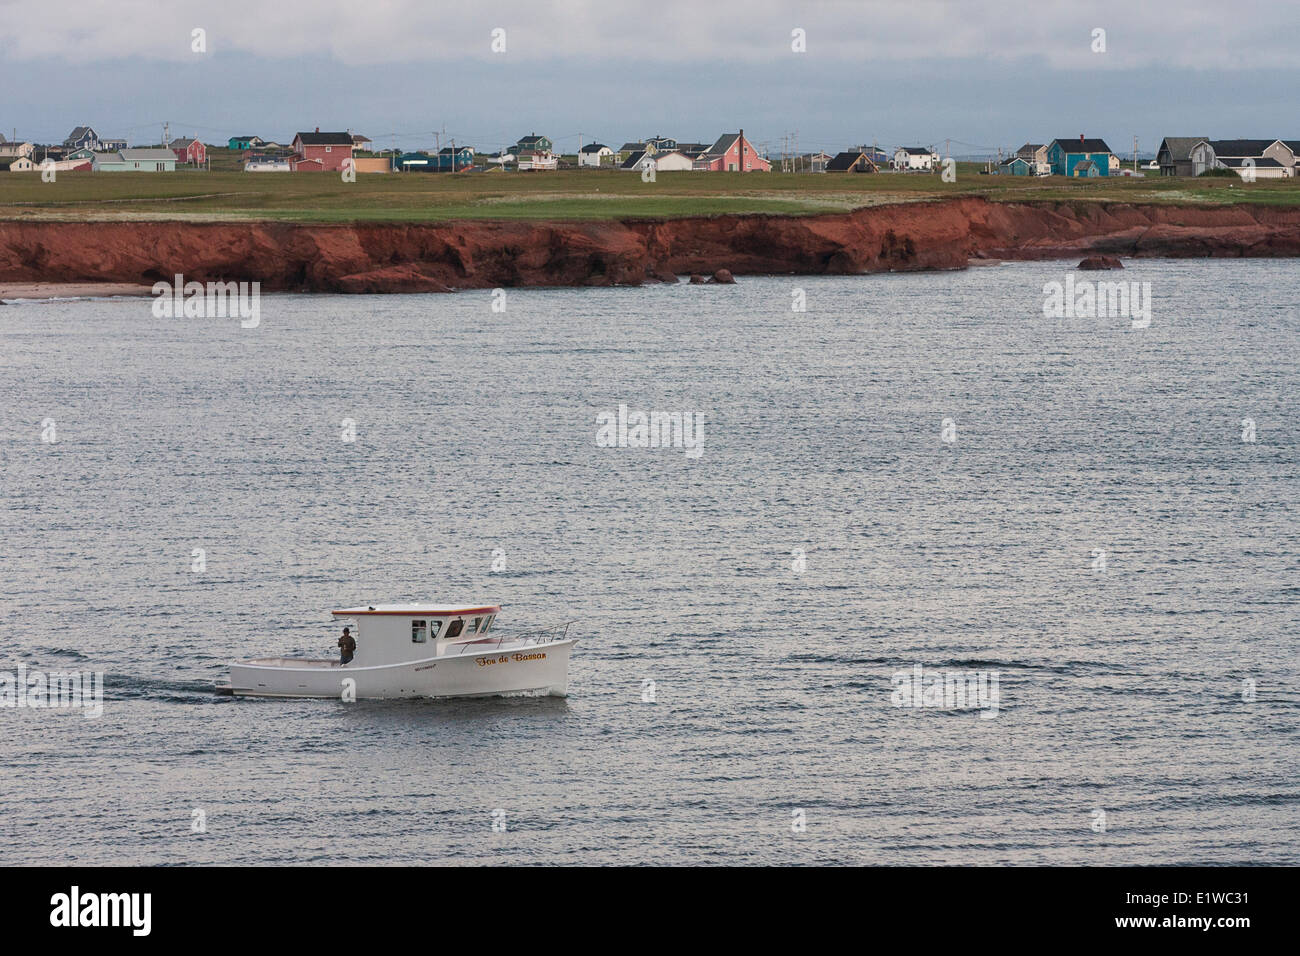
222, 604, 575, 699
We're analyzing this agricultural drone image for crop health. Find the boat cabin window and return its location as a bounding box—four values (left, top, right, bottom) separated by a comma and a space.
471, 616, 483, 633
411, 620, 427, 643
429, 620, 443, 640
481, 615, 494, 633
445, 619, 464, 639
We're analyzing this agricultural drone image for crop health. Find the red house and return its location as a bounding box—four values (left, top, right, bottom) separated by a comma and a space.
291, 129, 354, 172
169, 137, 206, 166
692, 130, 771, 172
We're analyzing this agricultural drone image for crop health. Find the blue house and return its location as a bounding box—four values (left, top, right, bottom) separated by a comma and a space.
227, 136, 266, 151
63, 126, 100, 151
998, 156, 1033, 176
1047, 137, 1113, 176
435, 146, 475, 171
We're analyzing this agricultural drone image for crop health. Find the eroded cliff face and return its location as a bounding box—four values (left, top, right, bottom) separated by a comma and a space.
3, 198, 1300, 293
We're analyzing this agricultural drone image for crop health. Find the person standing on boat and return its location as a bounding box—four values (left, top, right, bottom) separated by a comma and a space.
338, 627, 356, 665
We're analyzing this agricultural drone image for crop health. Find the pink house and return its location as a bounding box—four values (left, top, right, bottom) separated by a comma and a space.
291, 129, 354, 172
169, 137, 206, 166
693, 130, 771, 172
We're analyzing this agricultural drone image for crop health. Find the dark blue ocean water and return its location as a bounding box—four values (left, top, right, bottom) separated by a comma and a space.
1, 260, 1296, 864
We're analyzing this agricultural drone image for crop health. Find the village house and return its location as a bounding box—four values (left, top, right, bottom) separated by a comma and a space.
290, 130, 354, 171
92, 148, 177, 172
63, 126, 100, 151
100, 137, 127, 151
1208, 139, 1295, 179
616, 142, 647, 162
1154, 137, 1212, 177
578, 143, 613, 167
826, 149, 879, 173
1015, 143, 1051, 175
693, 131, 771, 172
168, 136, 207, 166
434, 145, 475, 171
1047, 137, 1114, 176
893, 146, 938, 171
511, 133, 555, 170
0, 156, 36, 172
997, 156, 1034, 175
622, 149, 694, 173
894, 147, 935, 174
0, 139, 34, 160
1286, 141, 1300, 175
514, 133, 553, 155
228, 135, 266, 151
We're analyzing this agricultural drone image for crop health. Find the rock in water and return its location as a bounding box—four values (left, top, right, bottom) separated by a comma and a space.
707, 269, 736, 284
1077, 255, 1124, 270
689, 274, 706, 284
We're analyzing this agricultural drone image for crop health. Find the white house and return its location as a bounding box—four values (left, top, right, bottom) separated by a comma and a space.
622, 150, 695, 173
893, 146, 938, 171
0, 140, 34, 160
651, 150, 694, 172
578, 143, 613, 167
1208, 139, 1295, 180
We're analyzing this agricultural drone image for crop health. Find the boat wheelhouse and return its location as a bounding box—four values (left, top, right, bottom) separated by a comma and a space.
224, 604, 574, 699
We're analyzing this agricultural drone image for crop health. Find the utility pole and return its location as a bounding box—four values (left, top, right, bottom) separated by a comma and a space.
1133, 135, 1138, 172
163, 120, 170, 148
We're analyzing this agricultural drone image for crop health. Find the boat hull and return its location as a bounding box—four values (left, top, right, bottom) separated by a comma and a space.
228, 639, 574, 700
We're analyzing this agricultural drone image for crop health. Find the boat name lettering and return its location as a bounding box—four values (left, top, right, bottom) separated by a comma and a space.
476, 652, 547, 667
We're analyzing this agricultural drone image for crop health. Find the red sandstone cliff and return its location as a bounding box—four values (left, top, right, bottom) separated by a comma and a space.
2, 198, 1300, 293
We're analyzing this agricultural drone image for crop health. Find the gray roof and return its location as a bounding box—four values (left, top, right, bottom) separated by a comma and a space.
1157, 137, 1209, 162
619, 150, 648, 169
169, 138, 201, 149
579, 143, 609, 153
705, 132, 741, 156
119, 148, 177, 161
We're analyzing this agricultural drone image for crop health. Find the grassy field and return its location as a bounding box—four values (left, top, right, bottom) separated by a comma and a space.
3, 162, 1299, 223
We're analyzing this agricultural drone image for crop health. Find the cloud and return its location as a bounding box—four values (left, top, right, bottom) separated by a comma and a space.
3, 0, 1296, 70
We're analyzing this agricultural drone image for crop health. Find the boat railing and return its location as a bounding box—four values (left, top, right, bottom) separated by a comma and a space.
450, 621, 574, 655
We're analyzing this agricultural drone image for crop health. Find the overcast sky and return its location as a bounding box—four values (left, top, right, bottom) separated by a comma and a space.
2, 1, 1296, 155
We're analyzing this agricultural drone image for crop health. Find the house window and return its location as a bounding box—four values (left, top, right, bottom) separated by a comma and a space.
325, 146, 332, 153
412, 620, 427, 643
446, 619, 464, 639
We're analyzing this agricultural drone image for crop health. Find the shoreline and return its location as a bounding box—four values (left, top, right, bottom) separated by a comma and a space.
0, 282, 155, 301
3, 197, 1300, 294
